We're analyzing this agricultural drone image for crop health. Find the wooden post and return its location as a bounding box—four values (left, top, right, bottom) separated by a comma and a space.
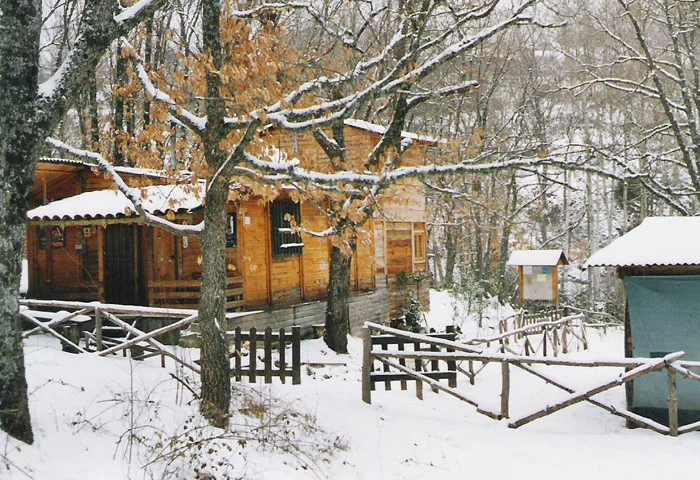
362, 327, 372, 404
446, 326, 457, 388
562, 325, 568, 354
668, 368, 679, 437
249, 327, 257, 383
264, 327, 272, 384
95, 308, 103, 352
279, 327, 286, 384
468, 360, 475, 385
518, 265, 523, 307
234, 326, 242, 381
381, 341, 391, 391
542, 328, 548, 357
501, 361, 510, 419
291, 326, 301, 385
414, 340, 423, 400
398, 340, 407, 391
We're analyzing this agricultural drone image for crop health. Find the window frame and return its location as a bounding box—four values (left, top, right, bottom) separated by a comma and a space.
270, 200, 303, 257
225, 212, 238, 248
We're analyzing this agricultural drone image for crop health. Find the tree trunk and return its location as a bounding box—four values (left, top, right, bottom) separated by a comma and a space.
443, 224, 457, 289
0, 0, 40, 444
198, 176, 231, 427
324, 244, 352, 354
197, 0, 231, 428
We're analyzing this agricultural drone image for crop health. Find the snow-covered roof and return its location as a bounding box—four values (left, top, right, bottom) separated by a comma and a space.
344, 119, 441, 144
507, 249, 568, 267
586, 216, 700, 268
39, 157, 169, 179
27, 184, 204, 222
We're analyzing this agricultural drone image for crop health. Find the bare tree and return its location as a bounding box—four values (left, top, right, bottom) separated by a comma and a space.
0, 0, 164, 444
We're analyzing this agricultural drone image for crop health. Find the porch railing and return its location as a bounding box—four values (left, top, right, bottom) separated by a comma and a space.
148, 275, 244, 310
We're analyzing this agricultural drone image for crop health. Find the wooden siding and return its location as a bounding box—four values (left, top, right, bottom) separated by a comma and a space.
28, 120, 429, 320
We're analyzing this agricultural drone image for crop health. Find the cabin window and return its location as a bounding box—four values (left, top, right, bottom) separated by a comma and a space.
225, 213, 238, 248
270, 200, 303, 257
413, 230, 426, 262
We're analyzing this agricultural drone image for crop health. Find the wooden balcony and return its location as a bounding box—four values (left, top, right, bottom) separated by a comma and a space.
147, 276, 244, 310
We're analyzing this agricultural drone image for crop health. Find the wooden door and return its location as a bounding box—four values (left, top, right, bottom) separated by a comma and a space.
104, 225, 139, 304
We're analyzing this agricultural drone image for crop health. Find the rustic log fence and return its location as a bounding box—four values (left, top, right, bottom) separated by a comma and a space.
470, 310, 588, 357
362, 321, 700, 436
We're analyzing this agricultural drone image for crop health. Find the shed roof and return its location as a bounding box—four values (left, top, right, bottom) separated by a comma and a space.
27, 184, 204, 223
507, 249, 568, 267
585, 216, 700, 267
39, 157, 169, 179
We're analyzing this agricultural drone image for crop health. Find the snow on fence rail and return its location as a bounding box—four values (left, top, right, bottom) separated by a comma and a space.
468, 311, 588, 358
20, 299, 247, 374
361, 322, 700, 436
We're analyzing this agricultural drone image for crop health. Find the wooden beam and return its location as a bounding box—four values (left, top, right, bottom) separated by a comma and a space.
98, 310, 200, 374
20, 311, 88, 354
362, 327, 372, 404
668, 368, 679, 436
508, 352, 685, 429
97, 311, 199, 356
374, 355, 500, 420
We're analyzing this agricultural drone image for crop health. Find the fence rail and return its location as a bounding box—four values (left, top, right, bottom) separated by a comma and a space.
361, 321, 699, 436
19, 299, 252, 377
148, 275, 244, 310
469, 311, 588, 358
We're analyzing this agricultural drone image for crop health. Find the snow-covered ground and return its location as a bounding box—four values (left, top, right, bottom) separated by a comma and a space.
3, 291, 700, 479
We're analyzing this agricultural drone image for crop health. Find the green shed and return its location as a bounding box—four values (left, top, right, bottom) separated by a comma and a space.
586, 216, 700, 426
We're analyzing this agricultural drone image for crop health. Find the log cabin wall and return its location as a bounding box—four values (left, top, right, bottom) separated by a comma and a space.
374, 144, 431, 317
28, 120, 429, 321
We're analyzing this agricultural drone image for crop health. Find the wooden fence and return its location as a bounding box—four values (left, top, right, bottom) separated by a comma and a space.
467, 312, 588, 358
20, 299, 251, 375
361, 322, 700, 436
364, 326, 457, 400
230, 326, 301, 385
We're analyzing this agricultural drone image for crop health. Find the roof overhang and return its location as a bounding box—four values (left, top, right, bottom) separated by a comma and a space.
585, 216, 700, 268
507, 249, 569, 267
27, 184, 204, 225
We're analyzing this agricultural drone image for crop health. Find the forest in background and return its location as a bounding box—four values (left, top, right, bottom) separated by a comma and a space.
39, 0, 700, 322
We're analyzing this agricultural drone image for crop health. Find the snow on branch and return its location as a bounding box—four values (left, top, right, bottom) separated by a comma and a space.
45, 137, 204, 236
36, 0, 165, 131
229, 2, 364, 52
123, 39, 207, 133
114, 0, 160, 24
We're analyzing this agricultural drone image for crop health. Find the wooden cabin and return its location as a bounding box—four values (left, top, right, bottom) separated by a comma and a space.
26, 121, 432, 334
507, 249, 568, 307
586, 216, 700, 426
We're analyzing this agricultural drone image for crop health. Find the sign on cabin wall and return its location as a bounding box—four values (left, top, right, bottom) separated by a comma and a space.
51, 226, 65, 248
522, 265, 554, 301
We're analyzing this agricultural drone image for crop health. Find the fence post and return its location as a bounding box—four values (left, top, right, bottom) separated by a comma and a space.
501, 361, 510, 419
279, 327, 286, 384
362, 327, 372, 404
542, 328, 548, 357
414, 339, 424, 400
446, 326, 457, 388
234, 326, 242, 381
264, 327, 272, 384
95, 308, 103, 352
249, 327, 257, 383
668, 367, 679, 437
292, 326, 301, 385
398, 339, 407, 391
